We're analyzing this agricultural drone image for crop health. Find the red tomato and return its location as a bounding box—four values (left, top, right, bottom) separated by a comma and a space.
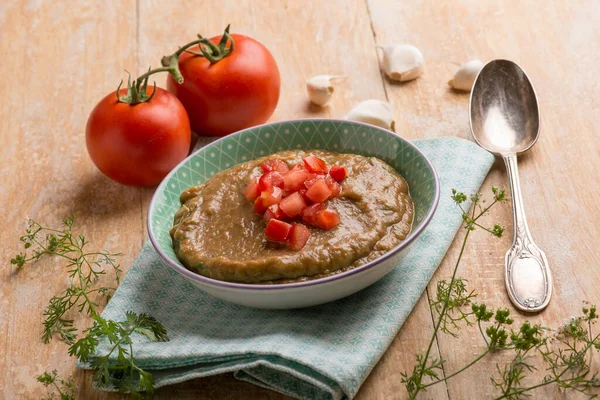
329, 165, 348, 182
283, 169, 310, 191
167, 34, 281, 136
254, 187, 282, 213
279, 192, 307, 218
261, 159, 289, 173
259, 172, 284, 192
265, 219, 292, 243
245, 177, 260, 201
289, 223, 310, 250
325, 176, 341, 197
263, 204, 286, 221
290, 163, 305, 172
305, 180, 332, 203
298, 188, 310, 203
303, 174, 325, 189
314, 209, 341, 230
302, 156, 327, 174
302, 203, 326, 225
86, 87, 190, 187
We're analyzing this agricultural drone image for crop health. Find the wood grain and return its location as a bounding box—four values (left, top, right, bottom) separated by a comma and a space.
1, 0, 599, 399
368, 0, 600, 398
0, 1, 140, 399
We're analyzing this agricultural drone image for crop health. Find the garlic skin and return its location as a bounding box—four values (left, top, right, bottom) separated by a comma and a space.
306, 75, 346, 106
448, 60, 484, 91
344, 100, 395, 131
378, 44, 425, 82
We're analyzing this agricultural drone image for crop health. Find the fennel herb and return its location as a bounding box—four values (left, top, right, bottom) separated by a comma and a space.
37, 370, 75, 400
12, 215, 168, 399
403, 187, 600, 399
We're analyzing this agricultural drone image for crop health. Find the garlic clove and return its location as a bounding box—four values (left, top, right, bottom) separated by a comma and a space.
378, 44, 425, 82
306, 75, 346, 106
344, 99, 395, 131
448, 59, 484, 92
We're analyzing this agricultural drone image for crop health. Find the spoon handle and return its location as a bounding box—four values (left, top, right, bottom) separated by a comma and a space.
503, 154, 552, 312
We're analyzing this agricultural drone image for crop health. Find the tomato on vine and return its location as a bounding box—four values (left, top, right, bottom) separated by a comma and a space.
86, 25, 279, 187
164, 26, 281, 137
86, 74, 191, 187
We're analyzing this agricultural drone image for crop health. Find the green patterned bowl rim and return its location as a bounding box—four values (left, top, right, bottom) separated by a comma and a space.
148, 118, 440, 290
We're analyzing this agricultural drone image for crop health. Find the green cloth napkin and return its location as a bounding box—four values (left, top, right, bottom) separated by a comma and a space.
82, 137, 494, 400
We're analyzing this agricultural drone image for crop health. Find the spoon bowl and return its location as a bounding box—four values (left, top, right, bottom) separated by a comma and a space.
470, 59, 540, 155
469, 59, 552, 313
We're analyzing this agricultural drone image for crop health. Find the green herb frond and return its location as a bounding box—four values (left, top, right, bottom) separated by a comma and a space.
402, 187, 600, 400
430, 278, 476, 337
37, 370, 75, 400
12, 216, 167, 398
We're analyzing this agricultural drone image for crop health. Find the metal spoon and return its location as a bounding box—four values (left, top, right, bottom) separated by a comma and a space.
469, 59, 552, 312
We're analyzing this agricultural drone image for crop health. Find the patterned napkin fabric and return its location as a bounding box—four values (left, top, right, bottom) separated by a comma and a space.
81, 137, 494, 400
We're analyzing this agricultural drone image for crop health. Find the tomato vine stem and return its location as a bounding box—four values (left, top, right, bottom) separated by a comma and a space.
116, 25, 234, 105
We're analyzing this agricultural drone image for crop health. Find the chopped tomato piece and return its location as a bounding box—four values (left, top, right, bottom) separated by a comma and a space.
265, 219, 292, 243
290, 163, 305, 172
303, 174, 325, 189
305, 180, 332, 203
329, 165, 348, 182
279, 192, 307, 218
254, 187, 282, 213
325, 176, 341, 198
302, 155, 327, 174
301, 202, 326, 225
289, 223, 310, 250
283, 169, 310, 191
244, 177, 260, 201
254, 197, 267, 214
263, 204, 286, 221
314, 209, 341, 230
298, 188, 310, 202
261, 159, 289, 173
259, 172, 284, 192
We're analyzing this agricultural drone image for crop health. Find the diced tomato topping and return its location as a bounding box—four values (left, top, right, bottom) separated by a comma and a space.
289, 223, 310, 250
254, 197, 267, 214
246, 155, 348, 246
279, 192, 307, 218
259, 172, 284, 192
263, 204, 287, 221
305, 180, 332, 203
313, 209, 341, 230
301, 202, 326, 225
298, 188, 310, 202
265, 219, 292, 243
254, 187, 283, 213
244, 177, 260, 201
290, 163, 305, 172
261, 159, 289, 173
329, 165, 348, 182
325, 176, 341, 198
302, 155, 327, 174
263, 207, 275, 221
303, 174, 325, 189
283, 169, 310, 191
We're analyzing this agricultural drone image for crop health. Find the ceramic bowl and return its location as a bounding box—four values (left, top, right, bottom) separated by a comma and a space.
148, 119, 439, 309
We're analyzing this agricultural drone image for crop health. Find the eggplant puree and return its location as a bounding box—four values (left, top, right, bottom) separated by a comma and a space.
170, 150, 413, 284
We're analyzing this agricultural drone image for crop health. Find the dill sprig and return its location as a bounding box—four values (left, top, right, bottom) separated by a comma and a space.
403, 187, 600, 399
12, 215, 168, 399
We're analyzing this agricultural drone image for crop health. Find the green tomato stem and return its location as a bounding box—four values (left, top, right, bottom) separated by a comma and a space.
117, 25, 234, 105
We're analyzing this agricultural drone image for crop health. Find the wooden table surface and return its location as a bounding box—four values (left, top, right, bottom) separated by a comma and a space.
2, 0, 599, 399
